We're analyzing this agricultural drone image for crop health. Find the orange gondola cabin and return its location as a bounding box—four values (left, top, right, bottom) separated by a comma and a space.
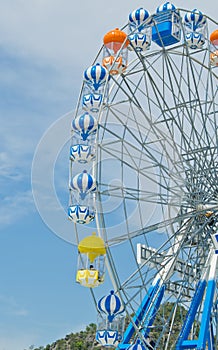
102, 28, 129, 75
210, 29, 218, 67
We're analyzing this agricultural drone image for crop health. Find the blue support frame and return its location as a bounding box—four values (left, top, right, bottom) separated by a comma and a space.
117, 280, 165, 349
197, 280, 216, 350
142, 285, 165, 340
176, 279, 216, 350
176, 280, 206, 349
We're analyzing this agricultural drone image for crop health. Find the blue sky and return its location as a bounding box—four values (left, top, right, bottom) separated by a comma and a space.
0, 1, 216, 349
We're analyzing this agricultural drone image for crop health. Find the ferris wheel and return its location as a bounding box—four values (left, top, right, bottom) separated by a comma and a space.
68, 2, 218, 349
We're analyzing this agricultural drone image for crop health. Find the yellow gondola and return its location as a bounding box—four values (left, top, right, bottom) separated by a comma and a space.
76, 232, 106, 288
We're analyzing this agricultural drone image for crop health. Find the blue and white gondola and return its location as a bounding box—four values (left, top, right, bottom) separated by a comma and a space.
97, 290, 125, 322
70, 144, 95, 163
72, 113, 98, 141
128, 33, 150, 52
70, 170, 97, 200
184, 9, 206, 31
185, 32, 205, 49
96, 330, 121, 348
84, 63, 107, 91
82, 93, 103, 113
68, 205, 95, 224
156, 2, 176, 13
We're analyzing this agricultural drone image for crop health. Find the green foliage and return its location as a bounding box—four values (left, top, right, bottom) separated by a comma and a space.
29, 323, 99, 350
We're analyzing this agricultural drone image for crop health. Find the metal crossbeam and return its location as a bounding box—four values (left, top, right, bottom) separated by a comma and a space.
137, 244, 196, 279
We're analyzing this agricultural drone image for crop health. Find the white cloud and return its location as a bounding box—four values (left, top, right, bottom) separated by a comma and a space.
0, 152, 21, 179
0, 1, 105, 70
0, 191, 34, 226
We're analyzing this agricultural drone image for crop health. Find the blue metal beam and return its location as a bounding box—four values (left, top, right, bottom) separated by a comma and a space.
118, 280, 163, 349
196, 279, 216, 349
176, 278, 216, 350
176, 280, 207, 349
143, 285, 165, 339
